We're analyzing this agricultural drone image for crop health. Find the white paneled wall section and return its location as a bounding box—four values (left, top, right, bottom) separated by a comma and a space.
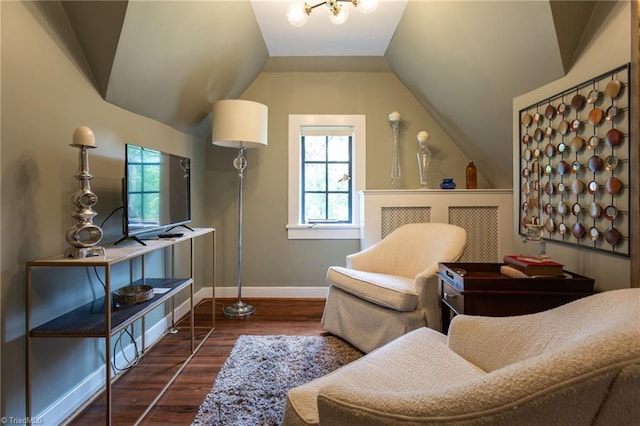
360, 190, 514, 262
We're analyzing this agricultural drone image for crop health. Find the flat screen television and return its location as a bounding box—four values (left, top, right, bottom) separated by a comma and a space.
118, 144, 191, 244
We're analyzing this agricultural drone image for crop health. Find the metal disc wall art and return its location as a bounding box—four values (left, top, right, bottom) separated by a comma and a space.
518, 63, 630, 257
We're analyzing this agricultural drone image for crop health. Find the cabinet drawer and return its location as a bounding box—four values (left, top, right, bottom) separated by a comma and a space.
442, 281, 464, 314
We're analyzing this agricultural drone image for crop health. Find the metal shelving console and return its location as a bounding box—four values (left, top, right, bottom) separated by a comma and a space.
25, 227, 215, 425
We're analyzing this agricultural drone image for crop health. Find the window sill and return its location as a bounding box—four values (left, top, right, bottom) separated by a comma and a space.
286, 224, 361, 240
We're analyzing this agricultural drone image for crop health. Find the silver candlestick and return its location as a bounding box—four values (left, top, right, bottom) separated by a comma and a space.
65, 127, 105, 258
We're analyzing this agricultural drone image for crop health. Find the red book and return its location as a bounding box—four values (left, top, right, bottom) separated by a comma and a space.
503, 255, 564, 277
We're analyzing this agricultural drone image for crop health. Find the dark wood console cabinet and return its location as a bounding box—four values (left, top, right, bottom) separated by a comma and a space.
438, 262, 595, 333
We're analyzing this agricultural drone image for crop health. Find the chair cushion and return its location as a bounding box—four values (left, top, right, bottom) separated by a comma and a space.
327, 266, 418, 312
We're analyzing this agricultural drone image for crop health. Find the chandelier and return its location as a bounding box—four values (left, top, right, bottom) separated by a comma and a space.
287, 0, 379, 27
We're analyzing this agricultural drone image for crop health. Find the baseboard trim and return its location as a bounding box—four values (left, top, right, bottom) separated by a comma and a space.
36, 286, 325, 423
38, 288, 209, 425
207, 286, 329, 299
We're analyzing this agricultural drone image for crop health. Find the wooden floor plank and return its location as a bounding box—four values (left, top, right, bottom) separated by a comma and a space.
68, 298, 326, 425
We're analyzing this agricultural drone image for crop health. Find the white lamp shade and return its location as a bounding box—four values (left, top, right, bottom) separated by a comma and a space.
212, 99, 268, 149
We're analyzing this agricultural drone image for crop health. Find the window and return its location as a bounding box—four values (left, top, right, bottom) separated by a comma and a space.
287, 115, 366, 239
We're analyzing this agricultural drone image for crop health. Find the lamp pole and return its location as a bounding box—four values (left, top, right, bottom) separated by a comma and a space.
223, 147, 255, 318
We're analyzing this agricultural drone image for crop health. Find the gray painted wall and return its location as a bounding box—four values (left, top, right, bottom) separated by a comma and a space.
207, 71, 477, 290
1, 1, 207, 419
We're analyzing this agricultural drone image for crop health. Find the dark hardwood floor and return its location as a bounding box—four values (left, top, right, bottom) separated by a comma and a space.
68, 298, 327, 425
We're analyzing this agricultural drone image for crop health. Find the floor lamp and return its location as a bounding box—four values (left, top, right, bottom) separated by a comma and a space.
212, 99, 268, 318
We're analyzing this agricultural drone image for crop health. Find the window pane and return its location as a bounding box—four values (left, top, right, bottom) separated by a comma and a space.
142, 149, 161, 163
304, 136, 326, 161
304, 164, 326, 191
127, 145, 142, 162
142, 193, 160, 222
128, 193, 142, 220
328, 194, 349, 221
305, 193, 326, 221
142, 165, 160, 191
327, 135, 350, 161
328, 164, 350, 191
128, 165, 143, 192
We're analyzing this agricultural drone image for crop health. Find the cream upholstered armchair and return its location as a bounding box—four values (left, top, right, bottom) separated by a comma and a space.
284, 288, 640, 426
321, 222, 467, 353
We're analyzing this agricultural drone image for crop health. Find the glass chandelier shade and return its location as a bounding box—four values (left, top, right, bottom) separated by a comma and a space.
286, 0, 378, 27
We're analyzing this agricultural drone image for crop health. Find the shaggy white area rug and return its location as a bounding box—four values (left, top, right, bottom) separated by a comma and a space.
192, 334, 362, 426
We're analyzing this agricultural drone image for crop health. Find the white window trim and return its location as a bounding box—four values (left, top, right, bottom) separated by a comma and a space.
287, 114, 366, 240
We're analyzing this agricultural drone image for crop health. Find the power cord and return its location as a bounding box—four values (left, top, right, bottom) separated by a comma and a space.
111, 327, 140, 373
100, 205, 123, 229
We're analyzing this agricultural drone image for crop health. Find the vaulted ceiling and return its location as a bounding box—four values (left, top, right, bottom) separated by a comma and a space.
61, 0, 605, 188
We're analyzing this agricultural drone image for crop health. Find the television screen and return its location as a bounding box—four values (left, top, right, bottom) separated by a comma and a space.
123, 144, 191, 239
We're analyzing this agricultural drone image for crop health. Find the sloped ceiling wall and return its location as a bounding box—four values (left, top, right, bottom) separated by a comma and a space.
62, 0, 600, 188
386, 0, 597, 188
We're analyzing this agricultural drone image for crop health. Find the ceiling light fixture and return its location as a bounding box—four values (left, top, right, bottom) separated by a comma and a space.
287, 0, 378, 27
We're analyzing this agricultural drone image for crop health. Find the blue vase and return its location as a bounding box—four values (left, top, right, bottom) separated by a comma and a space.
441, 178, 456, 189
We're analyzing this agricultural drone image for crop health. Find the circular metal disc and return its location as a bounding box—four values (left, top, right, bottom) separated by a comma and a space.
571, 178, 584, 194
557, 201, 568, 216
605, 176, 622, 195
572, 222, 586, 239
588, 155, 603, 173
545, 104, 556, 120
571, 94, 586, 110
533, 128, 544, 142
571, 161, 581, 174
572, 203, 582, 216
604, 155, 619, 171
545, 217, 556, 233
605, 226, 622, 245
558, 120, 570, 135
571, 119, 582, 132
587, 89, 600, 104
588, 108, 603, 126
604, 205, 618, 221
545, 203, 554, 216
571, 136, 585, 152
557, 160, 570, 176
605, 105, 618, 121
559, 222, 568, 235
589, 201, 601, 219
557, 102, 569, 115
605, 80, 622, 99
545, 181, 556, 196
605, 128, 623, 147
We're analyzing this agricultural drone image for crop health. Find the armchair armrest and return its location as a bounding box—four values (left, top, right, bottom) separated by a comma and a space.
447, 313, 553, 372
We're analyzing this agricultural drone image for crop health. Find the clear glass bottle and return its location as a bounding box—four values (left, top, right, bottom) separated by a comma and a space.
466, 161, 477, 189
389, 112, 402, 189
416, 131, 431, 189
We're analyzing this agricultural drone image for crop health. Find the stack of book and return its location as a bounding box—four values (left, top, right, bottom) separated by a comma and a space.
502, 255, 565, 278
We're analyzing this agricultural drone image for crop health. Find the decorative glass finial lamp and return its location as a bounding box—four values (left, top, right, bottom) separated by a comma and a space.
388, 111, 402, 189
212, 99, 268, 319
64, 126, 105, 258
416, 130, 431, 189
